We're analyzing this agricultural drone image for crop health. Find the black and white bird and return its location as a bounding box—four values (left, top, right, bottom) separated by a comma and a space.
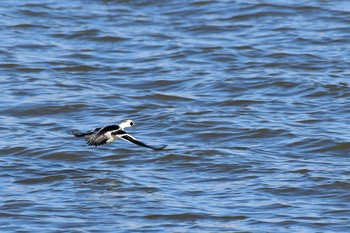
71, 119, 166, 150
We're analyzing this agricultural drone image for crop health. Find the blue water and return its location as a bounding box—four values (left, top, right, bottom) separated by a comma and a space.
1, 0, 350, 232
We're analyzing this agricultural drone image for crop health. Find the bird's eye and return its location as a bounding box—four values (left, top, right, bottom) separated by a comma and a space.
130, 122, 134, 126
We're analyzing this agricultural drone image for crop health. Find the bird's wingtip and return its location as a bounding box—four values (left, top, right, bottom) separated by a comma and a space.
153, 145, 167, 150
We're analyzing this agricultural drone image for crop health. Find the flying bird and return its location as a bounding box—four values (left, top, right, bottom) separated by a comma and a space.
71, 119, 166, 150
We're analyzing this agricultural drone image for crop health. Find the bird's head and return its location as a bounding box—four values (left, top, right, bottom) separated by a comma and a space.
120, 119, 134, 129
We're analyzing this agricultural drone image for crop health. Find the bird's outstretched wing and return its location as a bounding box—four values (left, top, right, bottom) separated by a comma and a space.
120, 134, 166, 150
85, 134, 108, 147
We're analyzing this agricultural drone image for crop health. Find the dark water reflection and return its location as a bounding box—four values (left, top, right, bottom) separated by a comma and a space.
1, 0, 350, 232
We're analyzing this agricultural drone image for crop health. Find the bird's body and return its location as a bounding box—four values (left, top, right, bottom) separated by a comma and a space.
71, 120, 165, 150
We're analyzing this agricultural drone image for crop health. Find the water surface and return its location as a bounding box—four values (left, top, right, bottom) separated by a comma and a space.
1, 0, 350, 232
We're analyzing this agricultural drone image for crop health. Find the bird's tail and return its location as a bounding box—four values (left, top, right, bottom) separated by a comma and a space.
71, 130, 90, 137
